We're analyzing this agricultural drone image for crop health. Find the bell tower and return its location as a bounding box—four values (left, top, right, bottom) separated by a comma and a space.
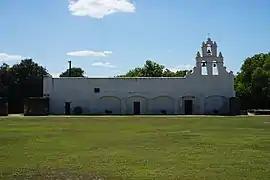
202, 38, 217, 57
195, 37, 224, 76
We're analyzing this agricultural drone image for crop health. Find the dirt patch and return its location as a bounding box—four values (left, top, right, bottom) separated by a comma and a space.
1, 168, 102, 180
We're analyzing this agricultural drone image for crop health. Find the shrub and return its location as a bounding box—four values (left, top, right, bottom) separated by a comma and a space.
212, 109, 219, 115
105, 109, 112, 115
73, 106, 83, 115
161, 109, 167, 115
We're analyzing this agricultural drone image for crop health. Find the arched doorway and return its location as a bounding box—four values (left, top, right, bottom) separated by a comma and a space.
204, 95, 229, 115
100, 96, 121, 114
149, 96, 174, 114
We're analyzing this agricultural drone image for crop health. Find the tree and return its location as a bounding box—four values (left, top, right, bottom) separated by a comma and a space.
141, 60, 164, 77
175, 70, 192, 77
59, 67, 85, 77
119, 60, 191, 77
163, 68, 176, 77
6, 59, 48, 113
0, 63, 10, 97
235, 53, 270, 109
120, 67, 143, 77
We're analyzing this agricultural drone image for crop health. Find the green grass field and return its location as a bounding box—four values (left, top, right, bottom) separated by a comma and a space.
0, 116, 270, 180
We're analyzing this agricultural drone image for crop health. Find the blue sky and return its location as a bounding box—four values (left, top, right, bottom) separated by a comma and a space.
0, 0, 269, 77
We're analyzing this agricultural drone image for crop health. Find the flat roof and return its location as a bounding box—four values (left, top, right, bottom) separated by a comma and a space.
49, 76, 187, 79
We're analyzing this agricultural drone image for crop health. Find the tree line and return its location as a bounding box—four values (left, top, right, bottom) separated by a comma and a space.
0, 53, 269, 113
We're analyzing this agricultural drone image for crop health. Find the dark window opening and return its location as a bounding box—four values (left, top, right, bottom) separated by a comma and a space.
94, 88, 100, 93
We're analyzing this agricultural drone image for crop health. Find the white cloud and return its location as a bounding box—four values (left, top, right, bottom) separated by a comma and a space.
92, 61, 116, 68
67, 50, 112, 57
0, 53, 24, 61
68, 0, 136, 19
168, 64, 194, 72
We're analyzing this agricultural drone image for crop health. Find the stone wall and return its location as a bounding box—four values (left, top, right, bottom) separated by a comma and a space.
24, 97, 49, 116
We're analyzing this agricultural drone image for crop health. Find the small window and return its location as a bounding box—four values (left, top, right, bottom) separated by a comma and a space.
94, 88, 100, 93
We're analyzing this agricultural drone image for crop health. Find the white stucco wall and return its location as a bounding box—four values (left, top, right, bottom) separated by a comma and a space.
43, 72, 235, 115
43, 38, 235, 115
149, 96, 175, 114
99, 96, 121, 114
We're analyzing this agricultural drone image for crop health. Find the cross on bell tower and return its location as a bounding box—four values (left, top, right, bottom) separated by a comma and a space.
207, 33, 211, 40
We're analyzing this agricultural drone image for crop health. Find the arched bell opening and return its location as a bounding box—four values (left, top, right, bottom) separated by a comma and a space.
212, 60, 219, 75
207, 44, 212, 55
201, 60, 207, 75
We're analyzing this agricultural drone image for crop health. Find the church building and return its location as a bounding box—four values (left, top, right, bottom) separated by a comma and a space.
43, 38, 235, 115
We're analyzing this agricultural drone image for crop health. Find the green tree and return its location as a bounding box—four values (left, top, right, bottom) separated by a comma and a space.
0, 63, 10, 97
175, 70, 192, 77
141, 60, 164, 77
162, 69, 176, 77
119, 60, 191, 77
7, 59, 48, 113
235, 53, 270, 109
119, 67, 143, 77
59, 67, 85, 77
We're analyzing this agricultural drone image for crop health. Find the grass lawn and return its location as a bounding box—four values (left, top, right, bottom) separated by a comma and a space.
0, 116, 270, 180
